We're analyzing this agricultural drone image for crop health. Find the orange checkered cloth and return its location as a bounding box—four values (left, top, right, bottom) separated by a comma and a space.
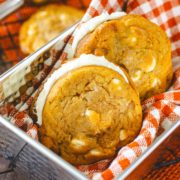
0, 2, 37, 73
0, 0, 179, 179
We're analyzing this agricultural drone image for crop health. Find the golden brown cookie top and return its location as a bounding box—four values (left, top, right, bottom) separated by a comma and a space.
75, 14, 172, 100
19, 4, 84, 54
35, 54, 129, 125
39, 56, 142, 165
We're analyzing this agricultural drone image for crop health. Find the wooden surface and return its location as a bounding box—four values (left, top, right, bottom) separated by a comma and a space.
126, 127, 180, 180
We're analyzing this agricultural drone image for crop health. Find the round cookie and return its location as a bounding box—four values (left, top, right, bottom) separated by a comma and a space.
74, 14, 173, 100
36, 55, 142, 165
19, 5, 84, 54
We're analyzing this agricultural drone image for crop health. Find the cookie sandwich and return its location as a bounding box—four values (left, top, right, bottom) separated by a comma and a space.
33, 54, 142, 165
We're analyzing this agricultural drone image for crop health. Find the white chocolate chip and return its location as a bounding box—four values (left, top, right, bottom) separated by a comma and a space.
89, 149, 102, 156
28, 29, 35, 36
71, 139, 86, 147
127, 36, 137, 46
152, 78, 161, 87
120, 129, 128, 141
85, 109, 92, 116
112, 78, 120, 84
70, 138, 90, 154
59, 14, 66, 21
85, 109, 100, 122
110, 78, 122, 91
131, 70, 142, 82
146, 57, 156, 72
131, 36, 137, 43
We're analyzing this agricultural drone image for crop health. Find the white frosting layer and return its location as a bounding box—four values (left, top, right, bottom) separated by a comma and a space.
36, 54, 129, 125
67, 12, 126, 58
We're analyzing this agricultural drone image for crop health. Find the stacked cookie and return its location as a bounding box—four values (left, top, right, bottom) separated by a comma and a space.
31, 13, 172, 165
72, 13, 172, 100
20, 5, 84, 54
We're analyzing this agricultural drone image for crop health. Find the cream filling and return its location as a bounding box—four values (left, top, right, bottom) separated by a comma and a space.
36, 54, 129, 125
67, 12, 126, 58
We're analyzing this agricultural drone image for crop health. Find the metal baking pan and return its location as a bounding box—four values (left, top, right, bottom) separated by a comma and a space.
0, 23, 179, 179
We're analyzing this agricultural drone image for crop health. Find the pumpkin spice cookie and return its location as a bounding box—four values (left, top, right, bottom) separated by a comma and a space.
73, 13, 173, 100
19, 4, 84, 54
34, 54, 142, 165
